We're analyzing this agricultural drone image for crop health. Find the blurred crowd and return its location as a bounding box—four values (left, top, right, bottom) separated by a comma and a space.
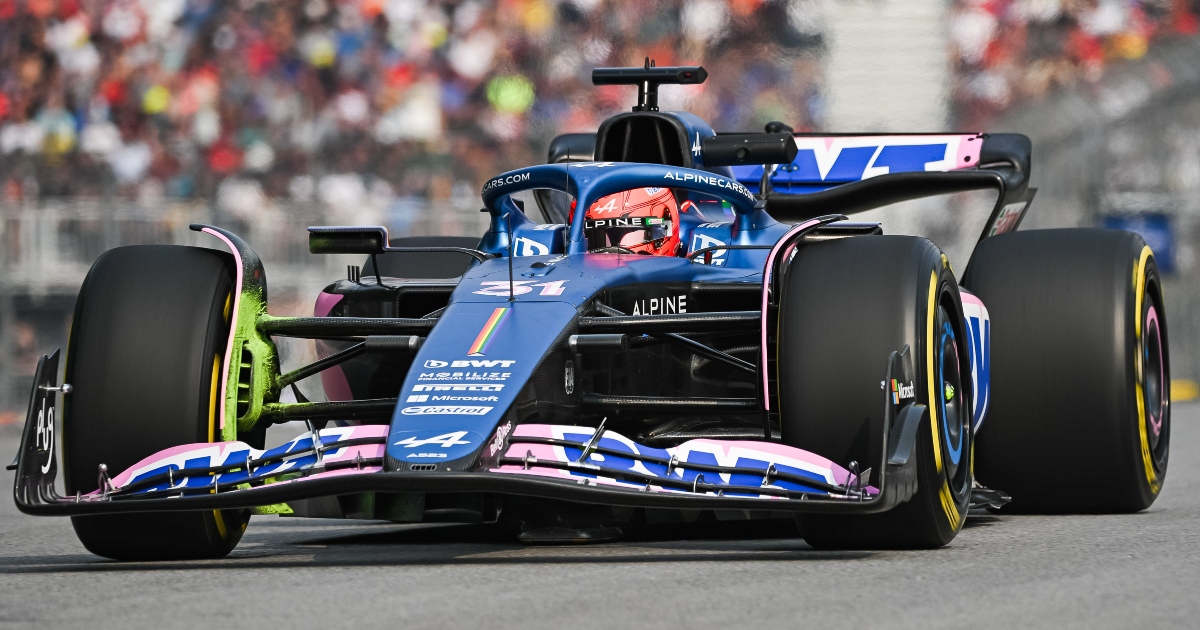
6, 0, 1200, 212
951, 0, 1200, 129
0, 0, 826, 216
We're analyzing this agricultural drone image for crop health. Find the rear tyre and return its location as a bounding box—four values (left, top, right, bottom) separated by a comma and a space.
961, 228, 1169, 512
777, 236, 973, 549
64, 245, 249, 560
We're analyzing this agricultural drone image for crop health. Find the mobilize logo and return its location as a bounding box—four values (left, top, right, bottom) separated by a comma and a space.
400, 406, 493, 416
424, 359, 516, 368
418, 372, 511, 381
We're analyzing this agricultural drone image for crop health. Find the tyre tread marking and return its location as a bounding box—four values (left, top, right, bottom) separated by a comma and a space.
926, 271, 943, 474
1133, 245, 1160, 494
928, 269, 963, 531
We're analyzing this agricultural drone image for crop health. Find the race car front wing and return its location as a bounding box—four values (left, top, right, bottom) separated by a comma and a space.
12, 348, 925, 517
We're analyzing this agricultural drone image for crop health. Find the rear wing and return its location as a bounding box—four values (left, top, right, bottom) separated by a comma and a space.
544, 130, 1035, 243
730, 133, 1035, 243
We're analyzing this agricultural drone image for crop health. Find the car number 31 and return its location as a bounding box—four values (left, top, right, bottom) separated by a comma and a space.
473, 280, 568, 296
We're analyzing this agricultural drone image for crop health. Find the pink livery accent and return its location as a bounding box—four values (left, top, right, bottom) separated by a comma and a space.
313, 293, 355, 401
201, 228, 243, 431
318, 340, 356, 402
1146, 305, 1164, 436
759, 218, 823, 410
314, 292, 343, 318
959, 289, 985, 310
790, 134, 983, 178
498, 424, 875, 498
957, 134, 983, 169
959, 289, 992, 431
98, 425, 389, 494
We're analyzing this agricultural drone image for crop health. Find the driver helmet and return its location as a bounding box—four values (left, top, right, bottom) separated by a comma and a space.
582, 187, 683, 256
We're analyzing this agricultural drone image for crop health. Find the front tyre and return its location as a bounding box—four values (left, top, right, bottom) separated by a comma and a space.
776, 236, 973, 548
64, 245, 249, 560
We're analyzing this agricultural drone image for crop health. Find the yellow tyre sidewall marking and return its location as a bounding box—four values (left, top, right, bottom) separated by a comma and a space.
927, 271, 943, 473
1133, 246, 1160, 495
927, 270, 961, 531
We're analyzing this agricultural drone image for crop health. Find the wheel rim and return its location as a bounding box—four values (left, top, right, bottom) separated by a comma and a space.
938, 317, 966, 481
1143, 304, 1168, 467
933, 301, 972, 502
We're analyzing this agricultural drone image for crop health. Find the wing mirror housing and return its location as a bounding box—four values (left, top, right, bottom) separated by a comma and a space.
308, 226, 392, 254
701, 133, 798, 167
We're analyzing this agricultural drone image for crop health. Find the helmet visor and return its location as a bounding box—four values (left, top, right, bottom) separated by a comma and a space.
585, 216, 673, 251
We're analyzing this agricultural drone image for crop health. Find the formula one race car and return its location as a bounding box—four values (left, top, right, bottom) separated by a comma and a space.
12, 65, 1171, 559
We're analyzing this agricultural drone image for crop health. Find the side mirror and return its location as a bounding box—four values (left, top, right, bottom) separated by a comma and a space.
308, 226, 391, 255
701, 133, 798, 167
308, 226, 492, 262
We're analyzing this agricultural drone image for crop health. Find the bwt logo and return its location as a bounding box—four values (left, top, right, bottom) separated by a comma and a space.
424, 359, 517, 368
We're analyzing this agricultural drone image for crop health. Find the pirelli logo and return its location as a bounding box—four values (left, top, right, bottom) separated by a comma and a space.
411, 384, 504, 392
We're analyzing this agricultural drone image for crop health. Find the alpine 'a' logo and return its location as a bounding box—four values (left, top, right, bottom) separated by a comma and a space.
393, 431, 473, 448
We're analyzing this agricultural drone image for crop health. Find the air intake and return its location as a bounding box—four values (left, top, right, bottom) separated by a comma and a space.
594, 112, 692, 167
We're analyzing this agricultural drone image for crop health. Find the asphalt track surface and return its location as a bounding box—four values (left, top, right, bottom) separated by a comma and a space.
2, 404, 1199, 630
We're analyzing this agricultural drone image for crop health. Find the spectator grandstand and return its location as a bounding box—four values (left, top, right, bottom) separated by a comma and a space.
0, 0, 827, 218
950, 0, 1200, 129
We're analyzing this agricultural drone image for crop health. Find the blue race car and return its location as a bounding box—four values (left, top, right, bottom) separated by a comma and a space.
12, 65, 1171, 559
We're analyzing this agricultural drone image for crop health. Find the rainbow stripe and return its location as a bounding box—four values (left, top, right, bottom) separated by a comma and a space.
468, 307, 511, 356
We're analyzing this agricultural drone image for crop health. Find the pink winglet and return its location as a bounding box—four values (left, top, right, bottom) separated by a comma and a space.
759, 218, 822, 410
101, 425, 390, 492
320, 365, 356, 402
959, 288, 985, 310
314, 292, 343, 318
201, 227, 243, 432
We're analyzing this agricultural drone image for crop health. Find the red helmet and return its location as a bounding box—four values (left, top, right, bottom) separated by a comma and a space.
583, 187, 682, 256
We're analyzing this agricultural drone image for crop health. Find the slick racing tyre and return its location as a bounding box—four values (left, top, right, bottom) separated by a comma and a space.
961, 229, 1169, 512
64, 245, 249, 560
777, 236, 973, 549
